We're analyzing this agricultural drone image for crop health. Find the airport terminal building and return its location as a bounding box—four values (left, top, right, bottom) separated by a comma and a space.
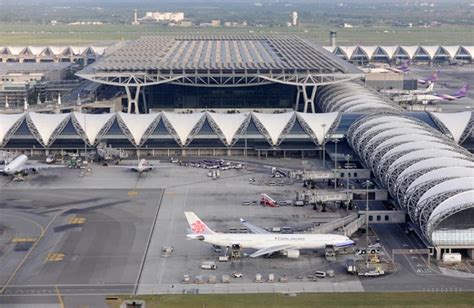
1, 34, 473, 257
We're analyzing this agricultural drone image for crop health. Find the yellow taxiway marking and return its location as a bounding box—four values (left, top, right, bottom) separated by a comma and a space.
0, 211, 61, 294
55, 285, 65, 308
69, 217, 86, 225
11, 237, 37, 243
128, 191, 138, 197
45, 253, 65, 262
165, 191, 176, 196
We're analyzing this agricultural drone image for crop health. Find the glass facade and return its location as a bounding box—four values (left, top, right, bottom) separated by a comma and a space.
432, 208, 474, 246
144, 83, 295, 110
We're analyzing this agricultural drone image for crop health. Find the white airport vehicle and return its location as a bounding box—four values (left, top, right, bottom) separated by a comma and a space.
185, 212, 354, 259
0, 154, 66, 179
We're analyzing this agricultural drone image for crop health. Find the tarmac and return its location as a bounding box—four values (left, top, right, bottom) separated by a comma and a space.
0, 157, 473, 307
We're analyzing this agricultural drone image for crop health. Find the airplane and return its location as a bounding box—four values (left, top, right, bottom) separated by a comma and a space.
110, 158, 155, 173
418, 70, 439, 85
380, 82, 435, 95
435, 84, 469, 101
0, 154, 66, 180
412, 84, 469, 103
359, 61, 410, 74
386, 60, 410, 74
184, 212, 354, 259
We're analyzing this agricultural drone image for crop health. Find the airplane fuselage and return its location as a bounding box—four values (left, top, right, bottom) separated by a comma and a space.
2, 154, 28, 175
188, 233, 353, 250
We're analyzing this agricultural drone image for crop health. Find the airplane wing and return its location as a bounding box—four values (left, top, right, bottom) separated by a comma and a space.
249, 245, 296, 258
240, 218, 270, 234
25, 163, 66, 170
108, 165, 141, 171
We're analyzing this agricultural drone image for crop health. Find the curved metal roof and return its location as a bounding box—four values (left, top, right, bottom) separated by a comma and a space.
427, 190, 474, 236
418, 177, 474, 209
406, 164, 474, 194
347, 113, 474, 246
317, 82, 401, 113
398, 156, 473, 183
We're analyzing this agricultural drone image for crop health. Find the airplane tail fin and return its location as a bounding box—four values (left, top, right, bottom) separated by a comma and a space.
426, 82, 434, 92
184, 212, 215, 235
458, 84, 469, 96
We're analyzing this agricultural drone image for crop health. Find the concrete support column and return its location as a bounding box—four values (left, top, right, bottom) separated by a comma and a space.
467, 249, 474, 260
301, 85, 318, 113
141, 88, 148, 113
295, 85, 304, 111
124, 85, 141, 114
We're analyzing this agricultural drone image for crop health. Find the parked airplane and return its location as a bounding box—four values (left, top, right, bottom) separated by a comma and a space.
0, 154, 65, 179
359, 61, 410, 74
413, 84, 469, 102
185, 212, 354, 258
110, 158, 155, 173
435, 84, 469, 101
381, 82, 434, 95
386, 61, 410, 73
418, 70, 439, 84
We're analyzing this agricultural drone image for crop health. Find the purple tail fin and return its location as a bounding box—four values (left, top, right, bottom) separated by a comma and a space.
455, 84, 469, 97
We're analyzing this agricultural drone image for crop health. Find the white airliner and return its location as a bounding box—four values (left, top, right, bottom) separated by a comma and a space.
0, 154, 65, 178
380, 82, 434, 95
185, 212, 354, 258
111, 158, 154, 173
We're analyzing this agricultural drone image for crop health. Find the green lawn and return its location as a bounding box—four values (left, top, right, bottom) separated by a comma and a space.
110, 292, 474, 308
0, 23, 473, 45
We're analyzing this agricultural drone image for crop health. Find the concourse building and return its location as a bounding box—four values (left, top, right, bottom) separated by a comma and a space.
348, 112, 474, 257
326, 45, 474, 64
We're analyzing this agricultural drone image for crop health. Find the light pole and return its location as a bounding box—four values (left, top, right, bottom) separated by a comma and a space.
345, 155, 352, 213
365, 179, 370, 267
321, 124, 326, 169
333, 138, 339, 189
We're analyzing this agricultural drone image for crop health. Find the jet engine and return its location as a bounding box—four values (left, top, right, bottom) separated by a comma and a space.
285, 249, 300, 259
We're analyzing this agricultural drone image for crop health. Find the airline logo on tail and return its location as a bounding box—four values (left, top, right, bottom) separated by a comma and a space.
191, 220, 206, 234
185, 212, 215, 234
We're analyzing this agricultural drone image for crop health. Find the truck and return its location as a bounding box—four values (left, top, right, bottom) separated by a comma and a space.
346, 258, 357, 274
442, 253, 462, 263
201, 261, 217, 270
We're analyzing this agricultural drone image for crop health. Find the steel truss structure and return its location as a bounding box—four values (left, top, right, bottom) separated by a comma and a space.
26, 113, 70, 148
116, 113, 161, 147
347, 113, 474, 247
71, 113, 116, 146
76, 35, 363, 114
0, 114, 25, 147
252, 112, 297, 147
207, 113, 251, 147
